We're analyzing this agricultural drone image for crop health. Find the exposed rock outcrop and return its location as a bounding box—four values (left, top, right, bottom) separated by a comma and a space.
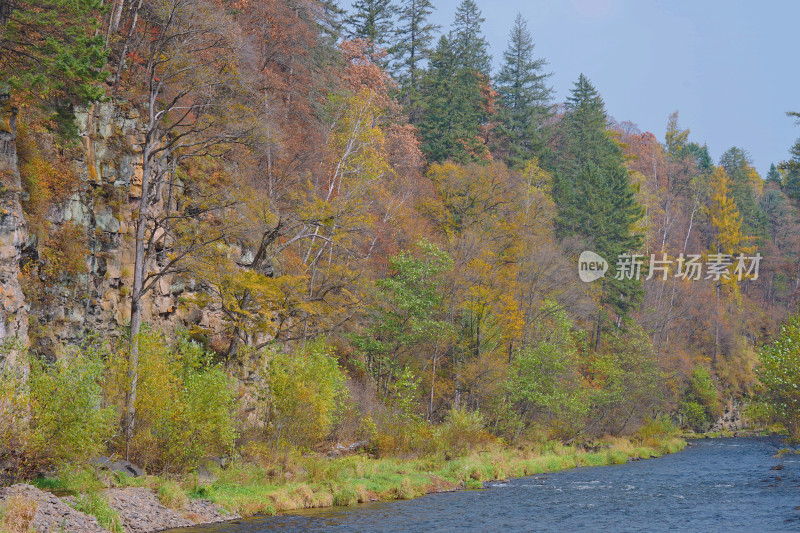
104, 487, 239, 533
0, 484, 108, 533
0, 88, 28, 372
710, 400, 748, 433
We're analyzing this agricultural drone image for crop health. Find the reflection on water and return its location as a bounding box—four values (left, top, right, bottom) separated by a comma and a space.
166, 438, 800, 532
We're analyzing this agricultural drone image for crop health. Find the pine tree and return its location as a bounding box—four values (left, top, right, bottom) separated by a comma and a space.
450, 0, 491, 75
344, 0, 396, 56
390, 0, 439, 122
719, 147, 767, 241
419, 35, 490, 163
495, 13, 552, 167
418, 4, 494, 164
549, 74, 644, 344
766, 163, 782, 186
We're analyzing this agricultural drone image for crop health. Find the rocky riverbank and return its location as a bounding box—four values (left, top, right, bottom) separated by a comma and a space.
0, 484, 238, 533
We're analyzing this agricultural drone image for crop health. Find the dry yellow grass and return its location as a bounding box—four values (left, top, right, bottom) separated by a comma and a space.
0, 495, 37, 533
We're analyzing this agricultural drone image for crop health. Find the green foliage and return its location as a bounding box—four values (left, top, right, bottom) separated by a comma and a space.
267, 338, 349, 448
757, 313, 800, 440
719, 147, 767, 242
353, 240, 453, 398
678, 365, 720, 432
590, 326, 663, 435
345, 0, 396, 56
549, 75, 644, 329
26, 346, 115, 468
494, 14, 552, 166
390, 0, 439, 120
1, 0, 108, 131
105, 330, 237, 471
69, 491, 123, 533
434, 407, 489, 456
418, 1, 494, 163
507, 308, 588, 438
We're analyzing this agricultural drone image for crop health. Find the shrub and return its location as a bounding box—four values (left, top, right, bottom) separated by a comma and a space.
757, 313, 800, 440
0, 342, 114, 475
26, 347, 114, 468
435, 408, 490, 457
104, 329, 237, 471
267, 339, 349, 448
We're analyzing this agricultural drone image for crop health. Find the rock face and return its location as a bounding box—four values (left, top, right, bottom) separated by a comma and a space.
0, 484, 108, 533
22, 100, 228, 355
710, 400, 747, 433
0, 90, 28, 371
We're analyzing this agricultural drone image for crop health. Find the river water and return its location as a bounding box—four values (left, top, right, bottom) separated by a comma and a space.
172, 438, 800, 532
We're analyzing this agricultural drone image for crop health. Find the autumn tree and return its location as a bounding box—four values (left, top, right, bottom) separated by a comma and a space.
719, 147, 767, 241
116, 0, 253, 456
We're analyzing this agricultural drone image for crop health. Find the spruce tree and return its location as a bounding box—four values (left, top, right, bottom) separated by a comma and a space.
766, 163, 782, 186
450, 0, 491, 75
719, 147, 767, 241
418, 2, 494, 163
549, 74, 644, 344
419, 35, 490, 163
344, 0, 396, 56
390, 0, 439, 122
495, 13, 552, 166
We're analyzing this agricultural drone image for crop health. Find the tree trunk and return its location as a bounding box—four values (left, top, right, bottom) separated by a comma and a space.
125, 140, 153, 459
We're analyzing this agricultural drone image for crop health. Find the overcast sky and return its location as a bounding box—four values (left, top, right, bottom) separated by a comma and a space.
343, 0, 800, 174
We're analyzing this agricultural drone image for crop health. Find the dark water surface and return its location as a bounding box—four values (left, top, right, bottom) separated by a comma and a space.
172, 438, 800, 532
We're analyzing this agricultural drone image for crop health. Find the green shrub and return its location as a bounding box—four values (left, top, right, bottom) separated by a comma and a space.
758, 313, 800, 440
267, 338, 349, 448
0, 342, 115, 474
435, 408, 489, 457
104, 329, 237, 471
679, 401, 709, 432
27, 347, 114, 467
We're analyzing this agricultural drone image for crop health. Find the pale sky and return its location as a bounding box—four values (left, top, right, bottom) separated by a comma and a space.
343, 0, 800, 174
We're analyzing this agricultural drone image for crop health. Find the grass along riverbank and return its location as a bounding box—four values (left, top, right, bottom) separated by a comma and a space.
30, 436, 685, 526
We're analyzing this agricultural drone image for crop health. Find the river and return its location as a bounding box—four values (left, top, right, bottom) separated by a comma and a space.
170, 438, 800, 532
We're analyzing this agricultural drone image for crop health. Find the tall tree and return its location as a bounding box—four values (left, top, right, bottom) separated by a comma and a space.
344, 0, 396, 56
765, 163, 782, 185
418, 1, 494, 163
390, 0, 439, 122
550, 74, 643, 346
450, 0, 491, 75
494, 13, 552, 167
719, 147, 767, 241
419, 35, 494, 163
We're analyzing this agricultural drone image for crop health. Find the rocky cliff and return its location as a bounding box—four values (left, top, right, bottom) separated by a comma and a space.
5, 99, 231, 361
0, 88, 29, 371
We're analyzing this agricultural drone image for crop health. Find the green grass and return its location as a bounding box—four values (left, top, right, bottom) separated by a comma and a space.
68, 491, 124, 533
29, 436, 686, 521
